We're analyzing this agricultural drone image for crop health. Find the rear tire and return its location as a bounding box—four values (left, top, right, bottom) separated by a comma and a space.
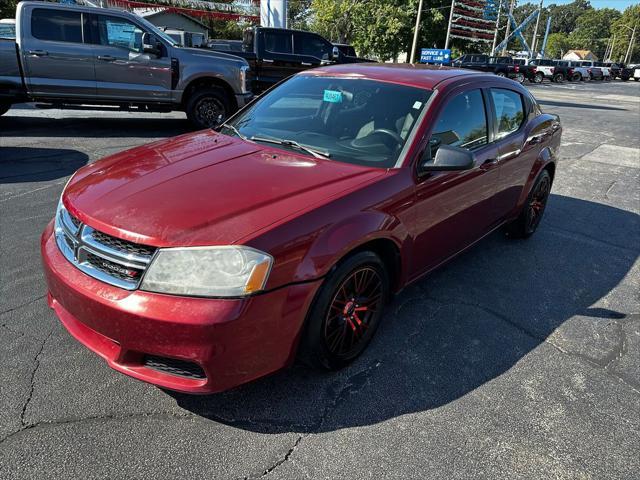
185, 87, 233, 130
571, 73, 581, 82
505, 169, 552, 239
534, 72, 544, 84
553, 73, 565, 83
298, 251, 390, 370
0, 102, 11, 117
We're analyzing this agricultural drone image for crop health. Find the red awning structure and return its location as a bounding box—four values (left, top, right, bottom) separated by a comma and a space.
108, 0, 259, 22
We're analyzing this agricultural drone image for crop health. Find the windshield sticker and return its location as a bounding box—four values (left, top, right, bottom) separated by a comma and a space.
323, 90, 343, 103
412, 101, 422, 110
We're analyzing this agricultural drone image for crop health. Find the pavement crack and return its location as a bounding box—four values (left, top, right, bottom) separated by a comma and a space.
20, 327, 53, 427
0, 294, 47, 317
251, 435, 304, 479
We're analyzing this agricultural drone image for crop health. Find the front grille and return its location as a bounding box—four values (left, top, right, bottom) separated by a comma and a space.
54, 204, 156, 290
143, 355, 206, 380
91, 230, 156, 257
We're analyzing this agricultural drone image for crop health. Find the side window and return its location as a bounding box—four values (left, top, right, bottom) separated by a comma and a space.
431, 89, 488, 152
96, 16, 144, 53
31, 9, 82, 43
294, 33, 331, 60
490, 89, 525, 139
264, 31, 292, 54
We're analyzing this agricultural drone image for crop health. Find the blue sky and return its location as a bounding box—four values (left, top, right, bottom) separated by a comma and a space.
521, 0, 636, 11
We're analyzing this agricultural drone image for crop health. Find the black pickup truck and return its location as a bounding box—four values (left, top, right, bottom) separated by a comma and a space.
210, 27, 367, 94
451, 54, 529, 83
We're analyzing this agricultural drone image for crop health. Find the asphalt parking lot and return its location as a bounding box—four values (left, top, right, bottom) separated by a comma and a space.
1, 79, 639, 479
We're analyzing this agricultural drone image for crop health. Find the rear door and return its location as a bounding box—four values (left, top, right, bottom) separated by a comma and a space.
21, 6, 96, 98
255, 29, 299, 90
90, 14, 172, 102
488, 86, 551, 219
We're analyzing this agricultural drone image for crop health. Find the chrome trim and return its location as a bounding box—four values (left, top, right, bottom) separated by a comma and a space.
81, 226, 153, 266
54, 203, 155, 291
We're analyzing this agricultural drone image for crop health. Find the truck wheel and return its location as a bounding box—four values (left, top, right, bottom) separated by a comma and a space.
553, 73, 565, 83
0, 102, 11, 117
534, 72, 544, 84
186, 87, 233, 130
496, 72, 506, 77
515, 73, 525, 83
572, 73, 581, 82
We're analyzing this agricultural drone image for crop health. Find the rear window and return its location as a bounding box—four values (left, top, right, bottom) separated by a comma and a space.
31, 9, 82, 43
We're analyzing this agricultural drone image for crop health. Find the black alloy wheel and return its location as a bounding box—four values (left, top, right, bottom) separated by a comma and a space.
506, 169, 552, 239
186, 86, 232, 129
298, 251, 389, 370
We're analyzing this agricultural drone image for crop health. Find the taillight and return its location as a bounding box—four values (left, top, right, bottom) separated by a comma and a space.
531, 67, 537, 73
588, 68, 592, 73
515, 65, 519, 72
568, 68, 574, 74
551, 67, 555, 73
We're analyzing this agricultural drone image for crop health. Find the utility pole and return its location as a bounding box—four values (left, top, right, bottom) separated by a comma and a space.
444, 0, 456, 50
410, 0, 425, 63
624, 23, 636, 64
501, 0, 516, 55
491, 0, 504, 56
530, 0, 543, 58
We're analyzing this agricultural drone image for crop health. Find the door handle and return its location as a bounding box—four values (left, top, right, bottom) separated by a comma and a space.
97, 55, 116, 62
480, 158, 499, 170
262, 58, 274, 63
27, 50, 48, 56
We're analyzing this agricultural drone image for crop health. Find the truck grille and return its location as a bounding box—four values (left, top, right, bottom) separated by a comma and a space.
54, 204, 156, 290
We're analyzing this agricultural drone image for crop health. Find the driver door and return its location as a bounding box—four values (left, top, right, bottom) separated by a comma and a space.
89, 14, 172, 102
409, 88, 502, 278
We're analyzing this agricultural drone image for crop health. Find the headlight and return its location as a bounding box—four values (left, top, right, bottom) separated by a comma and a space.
140, 246, 273, 297
239, 64, 250, 94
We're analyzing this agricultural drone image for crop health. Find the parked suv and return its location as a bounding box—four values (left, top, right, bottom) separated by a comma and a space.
578, 61, 606, 81
0, 2, 251, 128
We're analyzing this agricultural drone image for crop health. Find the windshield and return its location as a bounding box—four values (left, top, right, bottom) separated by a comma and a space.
135, 16, 179, 47
222, 76, 432, 168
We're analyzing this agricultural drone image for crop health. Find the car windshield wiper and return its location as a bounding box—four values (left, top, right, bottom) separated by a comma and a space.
220, 123, 247, 140
249, 136, 331, 159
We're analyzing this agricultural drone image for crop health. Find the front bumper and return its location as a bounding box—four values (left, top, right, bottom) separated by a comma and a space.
41, 221, 321, 394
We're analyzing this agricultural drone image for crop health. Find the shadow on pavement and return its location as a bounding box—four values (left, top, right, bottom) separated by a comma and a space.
537, 99, 627, 111
0, 147, 89, 183
170, 194, 639, 434
0, 114, 191, 139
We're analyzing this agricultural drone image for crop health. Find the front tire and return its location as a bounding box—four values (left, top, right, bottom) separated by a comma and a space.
298, 251, 390, 370
0, 102, 11, 117
534, 72, 544, 84
185, 87, 233, 130
553, 73, 565, 83
571, 73, 581, 82
506, 169, 552, 239
515, 73, 525, 83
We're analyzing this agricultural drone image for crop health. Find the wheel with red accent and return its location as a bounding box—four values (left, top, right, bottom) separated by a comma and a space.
298, 251, 389, 370
506, 169, 552, 239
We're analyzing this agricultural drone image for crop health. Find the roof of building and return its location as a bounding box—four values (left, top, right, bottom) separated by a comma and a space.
564, 50, 598, 60
132, 8, 209, 30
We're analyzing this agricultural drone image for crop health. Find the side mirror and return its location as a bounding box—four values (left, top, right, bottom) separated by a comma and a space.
143, 42, 162, 56
332, 46, 340, 60
418, 143, 475, 175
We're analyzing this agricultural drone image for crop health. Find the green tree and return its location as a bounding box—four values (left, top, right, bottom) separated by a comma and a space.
610, 5, 640, 63
547, 0, 593, 35
288, 0, 313, 30
0, 0, 18, 18
544, 32, 571, 58
569, 8, 620, 59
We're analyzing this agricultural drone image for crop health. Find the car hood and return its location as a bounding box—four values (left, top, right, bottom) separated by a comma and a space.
64, 130, 384, 247
177, 46, 247, 65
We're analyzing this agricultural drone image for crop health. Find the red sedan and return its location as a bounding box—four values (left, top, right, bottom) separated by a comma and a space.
41, 64, 561, 394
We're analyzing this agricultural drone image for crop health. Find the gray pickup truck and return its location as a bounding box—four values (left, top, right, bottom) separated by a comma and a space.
0, 2, 252, 128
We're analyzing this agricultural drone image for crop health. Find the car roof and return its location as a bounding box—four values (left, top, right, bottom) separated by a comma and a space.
301, 63, 488, 90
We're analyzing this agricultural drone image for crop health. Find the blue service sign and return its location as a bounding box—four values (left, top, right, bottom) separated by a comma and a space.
420, 48, 451, 64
